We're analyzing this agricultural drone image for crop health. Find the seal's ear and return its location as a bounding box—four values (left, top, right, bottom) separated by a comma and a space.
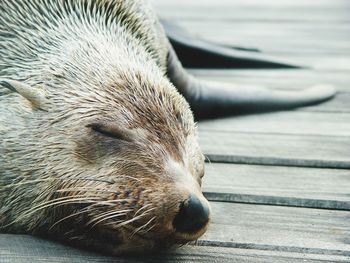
0, 79, 47, 110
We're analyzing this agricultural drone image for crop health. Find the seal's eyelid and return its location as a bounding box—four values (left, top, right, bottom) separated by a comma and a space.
87, 123, 134, 142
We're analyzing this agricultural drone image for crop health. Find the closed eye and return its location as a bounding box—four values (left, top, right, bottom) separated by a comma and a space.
87, 122, 134, 142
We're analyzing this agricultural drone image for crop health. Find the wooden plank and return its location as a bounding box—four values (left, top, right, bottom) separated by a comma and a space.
1, 235, 349, 263
190, 70, 350, 93
167, 22, 350, 49
153, 0, 350, 70
170, 23, 350, 70
152, 0, 350, 8
153, 0, 350, 69
198, 111, 350, 136
161, 10, 350, 69
168, 21, 350, 49
152, 0, 350, 23
202, 163, 350, 210
201, 202, 350, 256
199, 130, 350, 168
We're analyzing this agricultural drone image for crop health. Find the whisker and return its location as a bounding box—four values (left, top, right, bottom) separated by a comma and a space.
58, 177, 115, 185
3, 178, 53, 188
104, 207, 156, 229
205, 155, 211, 164
104, 214, 141, 229
144, 223, 157, 234
88, 199, 130, 207
132, 216, 156, 236
117, 175, 141, 182
3, 176, 115, 189
49, 208, 92, 230
56, 187, 119, 194
89, 208, 131, 223
133, 204, 153, 217
88, 209, 132, 228
9, 195, 101, 227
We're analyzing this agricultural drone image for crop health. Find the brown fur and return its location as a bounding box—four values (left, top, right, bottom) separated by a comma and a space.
0, 0, 209, 254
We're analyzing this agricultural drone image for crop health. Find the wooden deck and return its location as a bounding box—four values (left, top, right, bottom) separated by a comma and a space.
1, 0, 350, 262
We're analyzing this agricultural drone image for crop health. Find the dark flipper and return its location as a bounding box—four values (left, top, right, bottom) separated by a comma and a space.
162, 20, 301, 69
167, 45, 336, 120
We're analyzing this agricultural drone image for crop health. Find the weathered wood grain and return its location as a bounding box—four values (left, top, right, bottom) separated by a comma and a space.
152, 0, 350, 22
203, 163, 350, 210
167, 22, 350, 55
190, 70, 350, 94
166, 23, 350, 64
202, 202, 350, 256
1, 234, 349, 263
199, 130, 350, 168
152, 0, 350, 95
198, 111, 350, 136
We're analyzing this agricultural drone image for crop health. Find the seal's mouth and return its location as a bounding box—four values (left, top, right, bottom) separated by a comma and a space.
88, 218, 210, 255
173, 218, 210, 243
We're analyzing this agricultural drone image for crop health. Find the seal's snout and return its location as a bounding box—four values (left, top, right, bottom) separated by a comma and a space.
173, 195, 210, 234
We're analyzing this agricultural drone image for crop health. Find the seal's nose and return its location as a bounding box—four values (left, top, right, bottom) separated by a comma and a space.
173, 195, 210, 233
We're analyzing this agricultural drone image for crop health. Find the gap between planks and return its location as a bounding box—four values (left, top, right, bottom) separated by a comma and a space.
202, 163, 350, 210
198, 129, 350, 169
200, 202, 350, 256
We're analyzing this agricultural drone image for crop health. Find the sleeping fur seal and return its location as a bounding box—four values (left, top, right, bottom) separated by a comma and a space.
0, 0, 335, 255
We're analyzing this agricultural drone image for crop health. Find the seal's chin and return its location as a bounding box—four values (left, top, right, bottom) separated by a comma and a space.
79, 226, 159, 255
91, 219, 210, 255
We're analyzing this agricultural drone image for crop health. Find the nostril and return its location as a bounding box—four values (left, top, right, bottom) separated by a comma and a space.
173, 195, 210, 233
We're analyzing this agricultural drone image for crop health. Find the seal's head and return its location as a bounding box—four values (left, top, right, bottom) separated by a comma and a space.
0, 0, 210, 255
3, 61, 210, 255
50, 68, 211, 254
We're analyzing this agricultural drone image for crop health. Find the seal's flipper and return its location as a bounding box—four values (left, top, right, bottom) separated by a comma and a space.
185, 80, 335, 119
161, 20, 301, 69
167, 46, 336, 120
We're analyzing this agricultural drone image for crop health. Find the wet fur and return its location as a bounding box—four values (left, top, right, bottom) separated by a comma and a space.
0, 0, 207, 254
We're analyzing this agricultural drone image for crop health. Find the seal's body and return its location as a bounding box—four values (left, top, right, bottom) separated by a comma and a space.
0, 0, 335, 255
